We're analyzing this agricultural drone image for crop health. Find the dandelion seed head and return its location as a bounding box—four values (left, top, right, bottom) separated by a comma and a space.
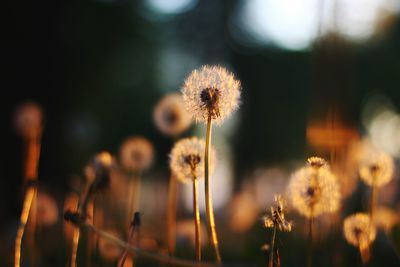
344, 213, 376, 249
359, 151, 394, 187
14, 102, 43, 140
170, 137, 216, 183
181, 65, 241, 124
154, 93, 192, 136
288, 158, 341, 218
119, 136, 154, 173
263, 194, 293, 232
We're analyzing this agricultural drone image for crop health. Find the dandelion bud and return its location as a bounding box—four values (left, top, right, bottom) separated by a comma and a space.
90, 151, 114, 191
170, 137, 216, 183
182, 65, 241, 124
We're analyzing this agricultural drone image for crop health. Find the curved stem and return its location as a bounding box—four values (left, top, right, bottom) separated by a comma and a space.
84, 223, 218, 267
14, 186, 37, 267
307, 217, 314, 267
193, 178, 201, 261
268, 226, 277, 267
204, 116, 222, 263
167, 173, 178, 255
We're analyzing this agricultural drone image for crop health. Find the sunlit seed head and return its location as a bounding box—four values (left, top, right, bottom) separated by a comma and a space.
153, 93, 192, 136
119, 136, 154, 173
263, 194, 293, 232
170, 137, 216, 183
181, 65, 241, 124
343, 213, 376, 250
14, 102, 43, 140
288, 158, 341, 218
359, 151, 394, 187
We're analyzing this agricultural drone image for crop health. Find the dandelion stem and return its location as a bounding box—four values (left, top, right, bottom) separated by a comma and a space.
204, 115, 222, 263
167, 173, 178, 255
268, 226, 277, 267
192, 177, 201, 261
369, 185, 377, 220
14, 185, 37, 267
127, 173, 140, 227
307, 217, 314, 267
118, 212, 141, 267
70, 228, 80, 267
79, 222, 218, 267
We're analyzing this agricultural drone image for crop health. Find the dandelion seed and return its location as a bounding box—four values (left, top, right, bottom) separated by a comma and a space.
181, 65, 241, 124
343, 213, 376, 262
288, 157, 341, 218
119, 136, 154, 173
154, 93, 192, 136
170, 137, 216, 183
359, 151, 394, 187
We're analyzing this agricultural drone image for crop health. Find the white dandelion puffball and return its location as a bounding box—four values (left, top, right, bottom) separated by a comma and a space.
288, 157, 341, 218
359, 151, 394, 187
153, 93, 192, 136
119, 136, 154, 173
170, 137, 216, 183
14, 102, 43, 140
181, 65, 241, 124
344, 213, 376, 249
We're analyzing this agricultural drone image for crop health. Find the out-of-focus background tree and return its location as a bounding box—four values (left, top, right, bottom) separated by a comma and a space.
1, 0, 400, 266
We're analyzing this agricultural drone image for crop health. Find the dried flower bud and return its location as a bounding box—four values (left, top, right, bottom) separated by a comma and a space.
263, 194, 293, 232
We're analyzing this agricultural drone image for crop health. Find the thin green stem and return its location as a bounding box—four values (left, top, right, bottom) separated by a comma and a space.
204, 116, 222, 263
268, 226, 277, 267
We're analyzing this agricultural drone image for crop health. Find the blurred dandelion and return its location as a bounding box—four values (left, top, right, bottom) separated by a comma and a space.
13, 102, 43, 267
154, 93, 192, 137
170, 137, 215, 261
182, 65, 241, 262
153, 93, 192, 256
36, 192, 59, 227
359, 151, 394, 187
359, 150, 394, 219
98, 229, 123, 261
288, 157, 341, 218
288, 157, 340, 267
119, 136, 154, 227
263, 194, 292, 267
343, 213, 376, 263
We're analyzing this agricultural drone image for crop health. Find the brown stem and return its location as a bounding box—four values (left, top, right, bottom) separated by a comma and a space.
204, 116, 222, 263
307, 217, 314, 267
193, 178, 201, 261
167, 173, 178, 255
268, 226, 277, 267
14, 186, 37, 267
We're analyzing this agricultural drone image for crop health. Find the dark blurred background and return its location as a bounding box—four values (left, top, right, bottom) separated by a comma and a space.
1, 0, 400, 266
